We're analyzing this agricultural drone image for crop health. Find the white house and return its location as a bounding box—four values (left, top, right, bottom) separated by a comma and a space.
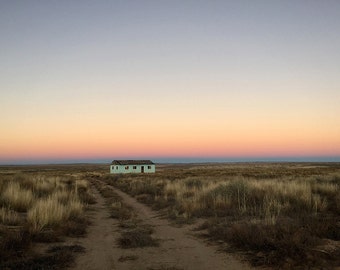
110, 160, 156, 174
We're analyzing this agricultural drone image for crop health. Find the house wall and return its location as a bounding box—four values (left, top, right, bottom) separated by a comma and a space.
110, 164, 155, 174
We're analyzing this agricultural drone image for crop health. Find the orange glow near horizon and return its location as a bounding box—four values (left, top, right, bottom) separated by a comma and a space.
1, 117, 340, 162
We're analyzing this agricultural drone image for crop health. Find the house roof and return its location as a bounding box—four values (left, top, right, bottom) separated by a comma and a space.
111, 160, 155, 165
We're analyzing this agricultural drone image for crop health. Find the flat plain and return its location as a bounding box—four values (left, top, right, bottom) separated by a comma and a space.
0, 162, 339, 269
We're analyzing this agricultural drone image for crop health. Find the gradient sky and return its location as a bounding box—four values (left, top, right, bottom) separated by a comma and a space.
1, 1, 340, 164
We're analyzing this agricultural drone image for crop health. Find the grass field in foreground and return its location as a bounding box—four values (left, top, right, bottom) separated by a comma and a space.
0, 167, 95, 269
101, 163, 340, 269
1, 162, 339, 269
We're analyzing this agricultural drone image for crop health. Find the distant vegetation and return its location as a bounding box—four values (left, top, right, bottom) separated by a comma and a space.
102, 163, 340, 269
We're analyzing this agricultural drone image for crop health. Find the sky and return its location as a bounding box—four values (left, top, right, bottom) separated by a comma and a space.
1, 1, 340, 164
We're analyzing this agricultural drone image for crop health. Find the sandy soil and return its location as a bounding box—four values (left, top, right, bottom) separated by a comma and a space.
67, 186, 118, 269
69, 182, 254, 270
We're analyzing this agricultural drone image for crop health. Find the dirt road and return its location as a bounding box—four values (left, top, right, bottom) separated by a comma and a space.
70, 182, 253, 270
68, 186, 118, 269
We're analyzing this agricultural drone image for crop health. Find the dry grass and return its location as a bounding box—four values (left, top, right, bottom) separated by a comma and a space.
1, 163, 339, 269
0, 207, 20, 225
163, 176, 336, 223
0, 171, 91, 269
27, 195, 83, 233
1, 181, 34, 212
117, 226, 159, 248
107, 173, 339, 223
105, 163, 340, 268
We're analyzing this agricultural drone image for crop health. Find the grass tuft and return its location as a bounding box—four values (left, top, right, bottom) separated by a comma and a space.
0, 206, 20, 225
27, 194, 84, 233
117, 227, 159, 248
1, 181, 34, 212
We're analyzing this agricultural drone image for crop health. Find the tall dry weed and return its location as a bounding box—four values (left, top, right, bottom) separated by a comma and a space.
28, 196, 68, 232
0, 207, 20, 225
75, 179, 88, 193
27, 194, 83, 232
1, 181, 34, 212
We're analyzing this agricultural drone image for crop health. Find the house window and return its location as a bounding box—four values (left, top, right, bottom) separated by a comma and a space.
133, 166, 137, 169
148, 166, 151, 169
125, 166, 129, 170
116, 166, 118, 169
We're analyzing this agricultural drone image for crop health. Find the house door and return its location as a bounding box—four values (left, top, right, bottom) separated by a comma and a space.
141, 166, 144, 173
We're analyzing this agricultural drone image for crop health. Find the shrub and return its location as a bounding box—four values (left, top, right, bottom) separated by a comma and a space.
208, 220, 320, 267
32, 176, 58, 197
27, 195, 83, 233
28, 197, 68, 232
0, 207, 20, 225
185, 178, 203, 189
117, 227, 158, 248
1, 181, 34, 212
0, 227, 32, 264
75, 179, 89, 193
110, 201, 133, 220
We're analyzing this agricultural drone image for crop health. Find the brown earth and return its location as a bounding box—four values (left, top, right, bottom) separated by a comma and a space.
68, 182, 255, 270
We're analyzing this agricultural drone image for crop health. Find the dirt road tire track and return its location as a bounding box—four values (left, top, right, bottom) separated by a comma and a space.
68, 185, 119, 270
70, 180, 254, 270
108, 182, 253, 270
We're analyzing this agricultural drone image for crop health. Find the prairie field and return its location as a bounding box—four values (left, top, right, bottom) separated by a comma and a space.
101, 163, 340, 269
0, 162, 339, 269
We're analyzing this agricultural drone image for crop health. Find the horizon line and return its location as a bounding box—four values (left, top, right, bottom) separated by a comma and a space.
1, 156, 340, 166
